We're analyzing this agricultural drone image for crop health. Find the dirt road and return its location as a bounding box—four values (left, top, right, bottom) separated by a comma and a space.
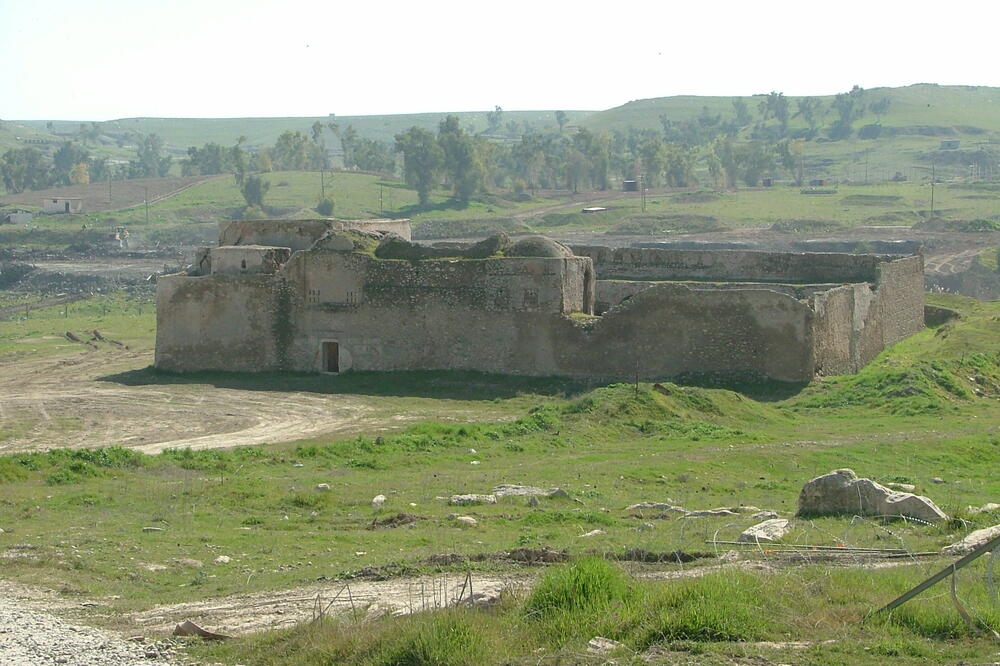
0, 347, 505, 455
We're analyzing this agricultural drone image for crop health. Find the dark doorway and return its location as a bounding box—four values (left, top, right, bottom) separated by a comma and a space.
323, 341, 339, 373
64, 201, 70, 213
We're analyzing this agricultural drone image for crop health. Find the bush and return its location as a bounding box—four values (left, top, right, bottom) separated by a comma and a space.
316, 198, 334, 216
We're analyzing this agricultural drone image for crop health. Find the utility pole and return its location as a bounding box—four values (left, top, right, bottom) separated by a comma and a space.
144, 186, 149, 225
930, 163, 935, 216
640, 174, 646, 213
320, 170, 325, 199
379, 184, 384, 215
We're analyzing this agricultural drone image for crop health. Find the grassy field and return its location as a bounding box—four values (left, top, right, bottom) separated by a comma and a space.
0, 293, 999, 663
0, 170, 572, 249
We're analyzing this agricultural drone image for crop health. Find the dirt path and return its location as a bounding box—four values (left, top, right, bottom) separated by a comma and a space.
128, 572, 525, 635
0, 348, 500, 455
923, 247, 982, 275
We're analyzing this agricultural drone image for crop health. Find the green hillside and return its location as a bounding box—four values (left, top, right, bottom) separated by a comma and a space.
583, 84, 1000, 133
19, 110, 594, 153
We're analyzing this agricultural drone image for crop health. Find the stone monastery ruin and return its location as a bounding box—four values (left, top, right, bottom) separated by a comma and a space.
155, 219, 925, 383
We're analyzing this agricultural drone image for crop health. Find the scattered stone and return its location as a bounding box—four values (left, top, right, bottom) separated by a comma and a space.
527, 496, 540, 508
0, 528, 5, 534
637, 522, 656, 532
797, 469, 948, 522
455, 516, 477, 526
932, 477, 945, 484
141, 563, 167, 572
507, 547, 568, 563
684, 509, 738, 518
470, 460, 480, 465
494, 484, 549, 497
739, 518, 791, 543
579, 529, 605, 538
371, 494, 386, 508
141, 527, 165, 533
625, 501, 686, 513
172, 619, 231, 640
732, 505, 762, 513
966, 503, 1000, 514
469, 448, 477, 454
587, 637, 623, 655
885, 482, 916, 492
173, 558, 203, 568
213, 555, 231, 564
449, 494, 497, 505
316, 483, 331, 492
943, 524, 1000, 556
748, 510, 779, 520
719, 550, 741, 562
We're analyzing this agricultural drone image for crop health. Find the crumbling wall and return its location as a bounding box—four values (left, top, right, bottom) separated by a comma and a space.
573, 246, 883, 283
330, 219, 411, 240
856, 255, 925, 366
220, 220, 333, 251
210, 245, 291, 275
155, 274, 278, 372
281, 279, 814, 382
219, 219, 412, 250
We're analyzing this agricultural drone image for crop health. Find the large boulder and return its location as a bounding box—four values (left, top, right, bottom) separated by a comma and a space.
797, 469, 948, 522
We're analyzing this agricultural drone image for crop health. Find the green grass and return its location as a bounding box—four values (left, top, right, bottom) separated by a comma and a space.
195, 558, 1000, 665
0, 292, 155, 361
0, 294, 999, 664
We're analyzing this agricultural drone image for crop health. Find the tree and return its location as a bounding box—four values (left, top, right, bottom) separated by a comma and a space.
52, 141, 90, 185
338, 125, 358, 168
795, 97, 823, 132
828, 86, 866, 140
870, 97, 891, 121
394, 126, 443, 206
352, 138, 395, 173
231, 136, 248, 187
131, 133, 171, 177
438, 115, 484, 202
731, 98, 752, 127
272, 131, 310, 170
69, 162, 90, 185
1, 147, 49, 192
240, 175, 270, 208
486, 106, 504, 134
555, 110, 568, 132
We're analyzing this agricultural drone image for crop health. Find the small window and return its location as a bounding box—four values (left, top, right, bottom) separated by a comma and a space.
522, 289, 538, 309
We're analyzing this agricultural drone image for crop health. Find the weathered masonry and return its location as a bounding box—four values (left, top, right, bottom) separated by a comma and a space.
155, 221, 924, 383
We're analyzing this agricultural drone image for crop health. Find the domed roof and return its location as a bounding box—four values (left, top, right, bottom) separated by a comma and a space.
504, 235, 574, 258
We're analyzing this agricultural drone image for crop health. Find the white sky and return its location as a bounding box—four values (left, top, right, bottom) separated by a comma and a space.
3, 0, 998, 120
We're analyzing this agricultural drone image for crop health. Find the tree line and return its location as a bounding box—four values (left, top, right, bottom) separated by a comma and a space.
3, 86, 891, 200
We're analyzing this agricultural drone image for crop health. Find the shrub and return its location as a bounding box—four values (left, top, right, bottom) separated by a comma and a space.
316, 198, 334, 216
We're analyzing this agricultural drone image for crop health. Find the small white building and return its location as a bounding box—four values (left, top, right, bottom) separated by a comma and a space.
42, 197, 83, 214
2, 209, 34, 224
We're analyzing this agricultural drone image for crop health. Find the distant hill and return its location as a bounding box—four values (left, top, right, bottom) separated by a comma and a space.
18, 110, 594, 154
582, 84, 1000, 135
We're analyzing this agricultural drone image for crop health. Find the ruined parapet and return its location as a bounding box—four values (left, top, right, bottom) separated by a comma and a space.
219, 218, 411, 250
210, 245, 291, 275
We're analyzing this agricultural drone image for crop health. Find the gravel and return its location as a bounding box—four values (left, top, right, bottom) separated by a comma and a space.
0, 596, 180, 665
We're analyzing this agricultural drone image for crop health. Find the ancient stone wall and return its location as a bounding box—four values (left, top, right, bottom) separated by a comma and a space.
155, 240, 924, 383
572, 246, 884, 283
155, 274, 278, 372
210, 246, 291, 275
219, 218, 412, 250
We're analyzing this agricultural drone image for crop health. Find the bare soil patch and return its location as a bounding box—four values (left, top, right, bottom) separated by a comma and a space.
2, 176, 217, 214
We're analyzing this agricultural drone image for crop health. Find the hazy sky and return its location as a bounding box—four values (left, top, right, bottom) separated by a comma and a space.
4, 0, 998, 120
